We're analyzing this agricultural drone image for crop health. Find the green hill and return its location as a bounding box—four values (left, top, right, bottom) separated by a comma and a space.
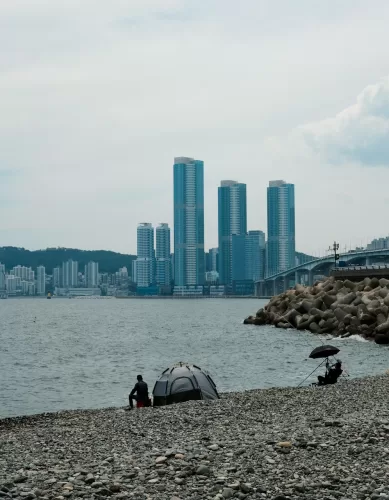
0, 247, 136, 274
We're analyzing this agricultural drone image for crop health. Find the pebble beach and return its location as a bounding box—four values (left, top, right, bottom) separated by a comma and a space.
1, 375, 389, 500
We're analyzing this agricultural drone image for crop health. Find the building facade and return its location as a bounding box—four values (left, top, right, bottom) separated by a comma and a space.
246, 230, 266, 282
62, 259, 79, 287
267, 180, 295, 277
0, 263, 5, 290
53, 267, 61, 288
173, 157, 205, 287
218, 180, 247, 286
156, 223, 171, 286
85, 261, 99, 288
136, 223, 155, 288
37, 266, 46, 295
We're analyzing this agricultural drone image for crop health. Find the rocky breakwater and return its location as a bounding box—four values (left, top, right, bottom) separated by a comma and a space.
244, 276, 389, 344
1, 375, 389, 500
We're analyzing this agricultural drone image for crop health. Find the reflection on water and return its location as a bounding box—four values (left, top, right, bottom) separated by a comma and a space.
0, 298, 388, 417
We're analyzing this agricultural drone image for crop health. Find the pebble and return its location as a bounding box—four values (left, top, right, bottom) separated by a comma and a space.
1, 375, 388, 500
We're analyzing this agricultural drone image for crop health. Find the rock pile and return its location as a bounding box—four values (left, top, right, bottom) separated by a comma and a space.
244, 276, 389, 344
1, 375, 389, 500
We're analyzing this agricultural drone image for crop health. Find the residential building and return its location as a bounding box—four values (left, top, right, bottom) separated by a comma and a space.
85, 261, 99, 288
53, 267, 61, 288
62, 259, 79, 287
0, 263, 5, 290
218, 180, 247, 286
173, 157, 205, 288
37, 266, 46, 295
136, 223, 155, 288
246, 230, 266, 282
267, 180, 295, 277
156, 223, 171, 286
6, 276, 17, 295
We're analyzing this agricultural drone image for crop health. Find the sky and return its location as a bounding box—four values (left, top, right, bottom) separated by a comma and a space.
1, 0, 389, 256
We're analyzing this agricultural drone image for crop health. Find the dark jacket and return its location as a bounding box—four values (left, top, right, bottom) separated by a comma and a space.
130, 380, 149, 402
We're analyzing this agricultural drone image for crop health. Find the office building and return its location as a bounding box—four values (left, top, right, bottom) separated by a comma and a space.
156, 223, 171, 286
85, 261, 99, 288
136, 223, 155, 288
218, 180, 247, 286
37, 266, 46, 295
62, 259, 78, 287
173, 157, 205, 287
267, 180, 295, 277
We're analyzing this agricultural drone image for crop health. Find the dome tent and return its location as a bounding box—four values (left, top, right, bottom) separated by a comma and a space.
152, 362, 220, 406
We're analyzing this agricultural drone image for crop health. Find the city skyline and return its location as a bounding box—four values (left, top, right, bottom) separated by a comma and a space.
1, 2, 389, 255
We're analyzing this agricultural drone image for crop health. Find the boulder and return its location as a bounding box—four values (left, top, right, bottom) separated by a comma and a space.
322, 293, 336, 308
379, 278, 389, 288
333, 308, 347, 322
343, 279, 356, 290
338, 292, 357, 305
370, 277, 380, 289
376, 321, 389, 334
375, 333, 389, 344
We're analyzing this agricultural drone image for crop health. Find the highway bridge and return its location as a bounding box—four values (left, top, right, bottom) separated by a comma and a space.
255, 248, 389, 296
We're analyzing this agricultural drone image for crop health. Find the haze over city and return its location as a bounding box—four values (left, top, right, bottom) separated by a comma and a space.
1, 1, 389, 255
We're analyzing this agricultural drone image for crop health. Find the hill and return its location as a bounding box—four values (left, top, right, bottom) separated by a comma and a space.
0, 247, 136, 274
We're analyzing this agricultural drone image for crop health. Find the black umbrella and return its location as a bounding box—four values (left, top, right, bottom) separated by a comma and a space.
309, 345, 340, 359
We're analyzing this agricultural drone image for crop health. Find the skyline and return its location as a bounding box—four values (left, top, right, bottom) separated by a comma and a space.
1, 1, 389, 255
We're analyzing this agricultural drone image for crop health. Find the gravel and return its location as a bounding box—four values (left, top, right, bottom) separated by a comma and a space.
1, 375, 389, 500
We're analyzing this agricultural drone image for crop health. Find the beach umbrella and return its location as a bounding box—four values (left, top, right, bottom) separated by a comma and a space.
309, 345, 340, 359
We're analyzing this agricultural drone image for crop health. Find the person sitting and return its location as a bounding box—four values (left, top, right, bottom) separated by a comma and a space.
128, 374, 150, 409
318, 361, 343, 386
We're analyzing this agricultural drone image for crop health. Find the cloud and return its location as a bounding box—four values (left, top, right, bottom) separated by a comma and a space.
301, 77, 389, 166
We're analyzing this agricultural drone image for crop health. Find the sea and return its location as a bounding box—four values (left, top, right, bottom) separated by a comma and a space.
1, 297, 388, 418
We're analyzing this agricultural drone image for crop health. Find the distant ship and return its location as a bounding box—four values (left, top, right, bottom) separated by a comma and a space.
47, 292, 52, 299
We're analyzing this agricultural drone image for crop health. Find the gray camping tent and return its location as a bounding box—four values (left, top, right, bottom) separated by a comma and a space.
152, 362, 220, 406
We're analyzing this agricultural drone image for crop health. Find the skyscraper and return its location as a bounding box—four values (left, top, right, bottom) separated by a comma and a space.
136, 223, 155, 288
0, 263, 5, 290
218, 180, 247, 286
173, 157, 205, 287
62, 259, 78, 287
85, 261, 99, 288
267, 180, 295, 277
53, 267, 61, 288
156, 223, 171, 286
37, 266, 46, 295
246, 230, 266, 282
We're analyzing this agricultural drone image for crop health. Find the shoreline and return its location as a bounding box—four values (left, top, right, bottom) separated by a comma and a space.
1, 374, 389, 499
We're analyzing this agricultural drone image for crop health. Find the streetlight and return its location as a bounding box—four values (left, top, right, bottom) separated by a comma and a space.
328, 241, 340, 268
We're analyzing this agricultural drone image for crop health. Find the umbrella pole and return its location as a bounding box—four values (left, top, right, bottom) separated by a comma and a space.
297, 358, 327, 387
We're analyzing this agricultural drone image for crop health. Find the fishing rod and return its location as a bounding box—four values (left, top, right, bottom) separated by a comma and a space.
297, 358, 326, 387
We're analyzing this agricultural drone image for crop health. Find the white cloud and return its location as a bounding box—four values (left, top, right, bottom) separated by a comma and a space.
301, 77, 389, 166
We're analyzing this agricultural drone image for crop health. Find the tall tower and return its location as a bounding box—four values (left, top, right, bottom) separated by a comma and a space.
136, 223, 155, 288
37, 266, 46, 295
267, 180, 295, 277
62, 259, 78, 287
0, 263, 5, 291
218, 180, 247, 286
156, 223, 171, 286
173, 157, 205, 287
85, 261, 99, 288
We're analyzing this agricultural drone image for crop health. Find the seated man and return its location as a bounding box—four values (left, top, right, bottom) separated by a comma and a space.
318, 361, 343, 386
129, 374, 149, 409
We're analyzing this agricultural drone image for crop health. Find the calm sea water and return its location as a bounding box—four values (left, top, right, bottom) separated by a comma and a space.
1, 298, 388, 418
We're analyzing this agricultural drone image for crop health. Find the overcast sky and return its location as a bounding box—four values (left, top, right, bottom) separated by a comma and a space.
1, 0, 389, 256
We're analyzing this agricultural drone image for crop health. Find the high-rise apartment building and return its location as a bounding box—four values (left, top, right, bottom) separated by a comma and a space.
62, 259, 79, 287
173, 157, 205, 287
85, 261, 99, 288
156, 223, 171, 286
246, 230, 266, 282
136, 223, 155, 288
0, 263, 5, 290
218, 180, 247, 286
37, 266, 46, 295
267, 180, 295, 277
53, 267, 61, 288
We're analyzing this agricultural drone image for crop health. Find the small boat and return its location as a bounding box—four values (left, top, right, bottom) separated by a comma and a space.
47, 292, 52, 299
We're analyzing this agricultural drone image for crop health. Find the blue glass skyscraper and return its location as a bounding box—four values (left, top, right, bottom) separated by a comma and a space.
173, 157, 205, 287
218, 180, 247, 286
267, 180, 295, 277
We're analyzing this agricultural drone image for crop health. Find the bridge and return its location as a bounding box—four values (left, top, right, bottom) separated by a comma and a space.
255, 248, 389, 296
